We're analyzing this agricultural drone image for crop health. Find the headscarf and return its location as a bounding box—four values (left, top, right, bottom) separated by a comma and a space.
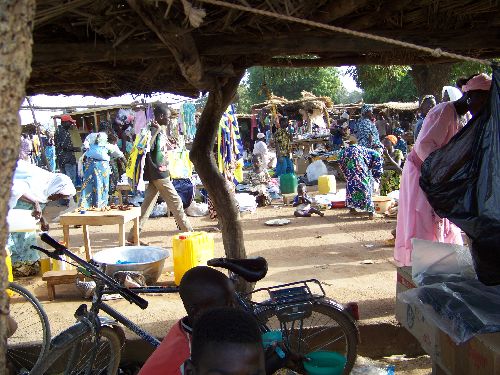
393, 127, 404, 137
9, 160, 76, 209
257, 132, 265, 139
385, 135, 397, 145
462, 74, 492, 92
442, 86, 463, 102
361, 104, 373, 116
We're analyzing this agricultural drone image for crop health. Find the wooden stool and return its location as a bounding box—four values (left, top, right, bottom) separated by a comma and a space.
42, 269, 82, 301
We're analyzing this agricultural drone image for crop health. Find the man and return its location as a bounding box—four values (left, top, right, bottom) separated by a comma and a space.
184, 308, 266, 375
274, 118, 294, 177
138, 266, 235, 375
127, 104, 192, 243
413, 95, 436, 142
55, 114, 79, 186
375, 113, 389, 139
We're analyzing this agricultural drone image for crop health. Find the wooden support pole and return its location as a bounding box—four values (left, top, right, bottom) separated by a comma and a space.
0, 0, 36, 372
190, 72, 247, 268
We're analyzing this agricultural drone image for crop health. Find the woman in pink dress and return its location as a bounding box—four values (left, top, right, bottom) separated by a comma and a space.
395, 74, 492, 266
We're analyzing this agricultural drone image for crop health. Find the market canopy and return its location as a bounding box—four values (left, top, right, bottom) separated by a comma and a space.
30, 0, 499, 98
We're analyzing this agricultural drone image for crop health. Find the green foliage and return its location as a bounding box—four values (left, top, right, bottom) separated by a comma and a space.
236, 66, 346, 112
448, 62, 493, 85
349, 65, 417, 103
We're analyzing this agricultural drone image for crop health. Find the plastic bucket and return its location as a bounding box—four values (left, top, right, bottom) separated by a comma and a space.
372, 196, 393, 214
303, 351, 346, 375
262, 330, 282, 349
318, 175, 336, 194
280, 173, 298, 194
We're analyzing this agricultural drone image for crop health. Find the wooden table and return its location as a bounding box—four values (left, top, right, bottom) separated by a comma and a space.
59, 207, 141, 260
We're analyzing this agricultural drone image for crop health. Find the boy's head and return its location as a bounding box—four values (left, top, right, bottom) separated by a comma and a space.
297, 183, 307, 195
179, 266, 236, 324
185, 308, 265, 375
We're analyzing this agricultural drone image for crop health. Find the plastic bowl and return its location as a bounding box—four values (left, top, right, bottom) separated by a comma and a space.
372, 195, 394, 213
303, 351, 346, 375
92, 246, 170, 284
262, 330, 282, 349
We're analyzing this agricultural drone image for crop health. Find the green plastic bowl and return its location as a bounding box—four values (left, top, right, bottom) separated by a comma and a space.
303, 351, 346, 375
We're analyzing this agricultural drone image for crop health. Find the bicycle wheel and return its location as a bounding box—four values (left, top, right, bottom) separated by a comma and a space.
61, 326, 124, 375
7, 282, 51, 374
255, 297, 358, 375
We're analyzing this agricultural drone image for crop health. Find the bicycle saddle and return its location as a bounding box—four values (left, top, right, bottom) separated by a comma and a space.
207, 257, 268, 282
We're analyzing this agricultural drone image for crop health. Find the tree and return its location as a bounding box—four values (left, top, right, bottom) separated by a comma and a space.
349, 65, 417, 103
0, 1, 36, 372
239, 66, 346, 111
350, 62, 493, 103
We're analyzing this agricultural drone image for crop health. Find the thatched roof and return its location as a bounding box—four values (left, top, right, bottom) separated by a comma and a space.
29, 0, 500, 98
252, 91, 333, 112
331, 101, 419, 113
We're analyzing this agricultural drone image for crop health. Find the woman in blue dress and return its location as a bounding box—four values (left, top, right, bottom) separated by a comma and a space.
338, 136, 383, 219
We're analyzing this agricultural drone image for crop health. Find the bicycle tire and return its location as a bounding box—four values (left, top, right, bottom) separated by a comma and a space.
7, 282, 51, 374
41, 325, 124, 375
255, 297, 358, 375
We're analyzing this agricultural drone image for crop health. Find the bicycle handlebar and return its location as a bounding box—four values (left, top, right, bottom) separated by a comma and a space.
34, 233, 149, 310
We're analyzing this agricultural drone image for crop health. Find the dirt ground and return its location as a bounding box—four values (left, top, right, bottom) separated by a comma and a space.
12, 185, 432, 374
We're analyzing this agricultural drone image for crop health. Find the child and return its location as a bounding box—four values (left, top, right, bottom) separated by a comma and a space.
184, 308, 266, 375
138, 267, 236, 375
293, 183, 324, 217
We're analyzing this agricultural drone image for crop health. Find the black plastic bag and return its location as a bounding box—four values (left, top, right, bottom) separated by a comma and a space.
420, 68, 500, 285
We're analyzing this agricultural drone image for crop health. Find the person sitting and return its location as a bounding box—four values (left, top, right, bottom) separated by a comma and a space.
338, 135, 383, 220
245, 154, 272, 207
380, 136, 404, 196
9, 160, 76, 276
183, 308, 266, 375
138, 267, 236, 375
253, 132, 276, 169
293, 183, 324, 217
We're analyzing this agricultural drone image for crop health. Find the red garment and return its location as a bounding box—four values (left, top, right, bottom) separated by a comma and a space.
138, 319, 191, 375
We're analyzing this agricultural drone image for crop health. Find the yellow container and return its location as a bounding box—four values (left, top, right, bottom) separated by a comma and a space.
318, 175, 336, 194
172, 231, 215, 285
6, 247, 14, 296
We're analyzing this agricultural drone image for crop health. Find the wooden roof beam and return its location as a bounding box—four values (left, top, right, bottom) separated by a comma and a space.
127, 0, 207, 90
315, 0, 369, 23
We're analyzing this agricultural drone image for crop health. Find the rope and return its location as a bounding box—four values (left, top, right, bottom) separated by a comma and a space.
198, 0, 493, 66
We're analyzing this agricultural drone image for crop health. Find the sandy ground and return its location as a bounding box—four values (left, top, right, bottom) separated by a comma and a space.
11, 187, 432, 374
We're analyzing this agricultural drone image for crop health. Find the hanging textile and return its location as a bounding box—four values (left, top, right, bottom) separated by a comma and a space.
217, 105, 244, 184
134, 109, 147, 135
182, 102, 197, 141
126, 127, 150, 191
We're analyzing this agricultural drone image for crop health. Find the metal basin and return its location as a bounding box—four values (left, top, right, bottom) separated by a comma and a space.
92, 246, 170, 284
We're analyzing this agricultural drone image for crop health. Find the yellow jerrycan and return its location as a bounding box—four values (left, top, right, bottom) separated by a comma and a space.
172, 232, 215, 285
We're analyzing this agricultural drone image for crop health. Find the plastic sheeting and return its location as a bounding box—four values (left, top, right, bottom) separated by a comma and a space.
420, 68, 500, 285
399, 280, 500, 344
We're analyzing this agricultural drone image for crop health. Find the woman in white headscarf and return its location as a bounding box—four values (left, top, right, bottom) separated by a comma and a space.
8, 160, 76, 276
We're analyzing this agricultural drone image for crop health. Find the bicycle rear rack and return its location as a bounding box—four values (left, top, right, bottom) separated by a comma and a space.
249, 279, 325, 306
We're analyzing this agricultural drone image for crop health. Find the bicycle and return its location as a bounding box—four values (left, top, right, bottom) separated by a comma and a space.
27, 232, 358, 374
7, 282, 51, 375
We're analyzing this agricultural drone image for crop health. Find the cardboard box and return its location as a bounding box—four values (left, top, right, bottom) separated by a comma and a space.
396, 295, 439, 356
396, 266, 417, 295
397, 293, 500, 375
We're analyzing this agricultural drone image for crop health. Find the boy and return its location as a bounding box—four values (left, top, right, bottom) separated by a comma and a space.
138, 267, 235, 375
184, 308, 266, 375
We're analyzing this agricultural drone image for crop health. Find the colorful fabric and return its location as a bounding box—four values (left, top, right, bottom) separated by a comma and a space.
385, 135, 397, 145
395, 102, 463, 266
354, 118, 382, 149
275, 156, 294, 177
274, 128, 292, 157
380, 170, 401, 196
181, 102, 197, 140
338, 145, 383, 212
45, 145, 56, 172
19, 137, 32, 161
79, 158, 110, 209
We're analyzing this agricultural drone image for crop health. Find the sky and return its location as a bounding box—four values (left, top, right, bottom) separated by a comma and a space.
19, 67, 360, 126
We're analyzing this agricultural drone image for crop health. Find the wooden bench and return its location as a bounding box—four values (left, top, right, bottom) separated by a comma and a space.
42, 269, 82, 301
